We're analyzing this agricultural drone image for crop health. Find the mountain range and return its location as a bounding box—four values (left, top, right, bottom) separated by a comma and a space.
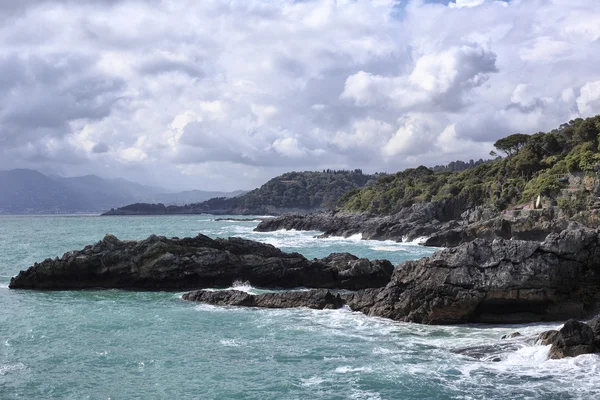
0, 169, 245, 214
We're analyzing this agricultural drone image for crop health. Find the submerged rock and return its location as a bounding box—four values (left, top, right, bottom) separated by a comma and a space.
183, 289, 346, 309
9, 234, 393, 291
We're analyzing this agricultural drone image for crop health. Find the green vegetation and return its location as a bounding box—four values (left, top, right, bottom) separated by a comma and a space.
343, 114, 600, 214
237, 169, 376, 210
431, 159, 490, 173
180, 169, 377, 212
558, 192, 589, 218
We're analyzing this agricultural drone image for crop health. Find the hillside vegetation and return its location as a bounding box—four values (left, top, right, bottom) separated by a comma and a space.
236, 169, 375, 210
342, 114, 600, 215
106, 169, 377, 215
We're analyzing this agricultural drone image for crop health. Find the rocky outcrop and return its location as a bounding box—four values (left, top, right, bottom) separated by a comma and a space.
9, 234, 393, 291
255, 205, 581, 247
364, 225, 600, 324
538, 319, 597, 359
424, 207, 571, 247
182, 289, 347, 309
255, 202, 463, 243
186, 225, 600, 324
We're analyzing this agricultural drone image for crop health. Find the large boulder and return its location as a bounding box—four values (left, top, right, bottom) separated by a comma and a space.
544, 319, 596, 359
9, 234, 393, 291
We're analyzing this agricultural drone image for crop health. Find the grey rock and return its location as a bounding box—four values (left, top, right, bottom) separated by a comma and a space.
547, 319, 596, 359
586, 317, 600, 347
537, 330, 561, 346
185, 226, 600, 325
255, 204, 590, 248
183, 289, 346, 310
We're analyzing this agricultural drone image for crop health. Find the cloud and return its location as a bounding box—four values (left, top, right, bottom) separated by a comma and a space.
383, 116, 433, 157
577, 81, 600, 116
0, 0, 599, 190
91, 142, 109, 154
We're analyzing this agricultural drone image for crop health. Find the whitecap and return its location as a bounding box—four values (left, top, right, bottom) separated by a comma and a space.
220, 339, 243, 347
300, 376, 326, 387
0, 363, 26, 376
334, 366, 373, 374
370, 246, 403, 252
230, 280, 254, 293
349, 389, 382, 400
401, 236, 429, 245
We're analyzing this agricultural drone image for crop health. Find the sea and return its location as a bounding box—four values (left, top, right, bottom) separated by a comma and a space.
0, 215, 598, 399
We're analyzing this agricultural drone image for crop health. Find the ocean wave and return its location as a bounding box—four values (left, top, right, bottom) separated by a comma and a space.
334, 366, 373, 374
299, 376, 326, 387
401, 236, 429, 245
230, 280, 254, 293
220, 338, 245, 347
0, 363, 26, 376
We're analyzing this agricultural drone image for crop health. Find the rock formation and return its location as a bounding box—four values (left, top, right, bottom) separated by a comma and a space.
9, 234, 393, 291
254, 206, 575, 247
186, 224, 600, 324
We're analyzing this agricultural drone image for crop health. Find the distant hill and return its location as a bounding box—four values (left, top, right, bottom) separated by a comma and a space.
152, 189, 247, 205
0, 169, 92, 214
104, 169, 378, 216
0, 169, 244, 214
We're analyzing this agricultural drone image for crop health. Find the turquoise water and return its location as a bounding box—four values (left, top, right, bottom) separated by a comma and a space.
1, 215, 598, 399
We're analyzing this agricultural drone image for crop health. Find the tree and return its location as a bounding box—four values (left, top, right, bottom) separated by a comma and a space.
574, 117, 600, 144
493, 133, 530, 156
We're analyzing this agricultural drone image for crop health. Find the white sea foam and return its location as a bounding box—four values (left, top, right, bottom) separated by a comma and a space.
230, 280, 254, 293
369, 246, 401, 252
220, 339, 243, 347
401, 235, 430, 245
328, 233, 364, 242
299, 376, 326, 387
0, 283, 8, 289
0, 363, 25, 376
349, 389, 382, 400
335, 366, 373, 374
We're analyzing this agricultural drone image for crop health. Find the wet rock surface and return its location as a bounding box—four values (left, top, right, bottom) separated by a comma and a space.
183, 289, 347, 310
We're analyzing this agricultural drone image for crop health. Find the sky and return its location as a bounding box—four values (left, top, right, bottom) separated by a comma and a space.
0, 0, 599, 191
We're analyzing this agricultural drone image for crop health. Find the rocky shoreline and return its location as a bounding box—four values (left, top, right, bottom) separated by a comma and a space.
10, 224, 600, 359
185, 224, 600, 324
254, 204, 581, 248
